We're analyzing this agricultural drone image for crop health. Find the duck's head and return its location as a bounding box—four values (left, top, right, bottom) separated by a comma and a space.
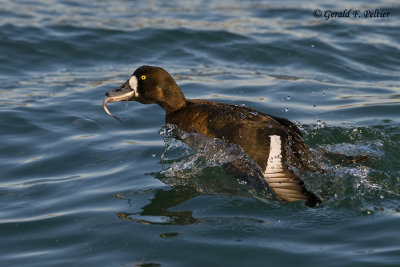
104, 66, 186, 119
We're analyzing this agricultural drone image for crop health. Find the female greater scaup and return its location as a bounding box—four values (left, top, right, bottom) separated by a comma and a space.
104, 65, 321, 207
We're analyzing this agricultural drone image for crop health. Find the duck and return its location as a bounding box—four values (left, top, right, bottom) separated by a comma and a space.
104, 65, 321, 207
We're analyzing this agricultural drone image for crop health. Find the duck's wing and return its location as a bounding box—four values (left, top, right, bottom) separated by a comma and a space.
209, 111, 321, 206
263, 134, 321, 207
213, 122, 320, 206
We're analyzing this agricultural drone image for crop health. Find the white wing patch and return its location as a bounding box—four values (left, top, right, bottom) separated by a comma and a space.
264, 135, 307, 202
128, 76, 139, 97
265, 135, 283, 173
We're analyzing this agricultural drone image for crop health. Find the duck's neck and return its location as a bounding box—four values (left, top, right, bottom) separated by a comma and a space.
159, 87, 187, 114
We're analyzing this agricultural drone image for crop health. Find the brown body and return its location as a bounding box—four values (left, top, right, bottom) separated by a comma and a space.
167, 100, 312, 171
105, 66, 321, 207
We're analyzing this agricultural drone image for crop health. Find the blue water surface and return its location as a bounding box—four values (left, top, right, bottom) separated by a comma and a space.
1, 0, 400, 266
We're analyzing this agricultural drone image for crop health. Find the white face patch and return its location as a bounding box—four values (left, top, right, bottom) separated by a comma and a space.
128, 75, 139, 97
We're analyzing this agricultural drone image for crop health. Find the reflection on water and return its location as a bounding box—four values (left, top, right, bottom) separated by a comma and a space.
115, 187, 199, 225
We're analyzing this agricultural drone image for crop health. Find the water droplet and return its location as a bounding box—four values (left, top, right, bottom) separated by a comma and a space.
315, 119, 326, 128
237, 179, 247, 185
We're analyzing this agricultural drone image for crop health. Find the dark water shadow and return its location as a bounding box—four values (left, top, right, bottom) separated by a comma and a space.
115, 186, 200, 225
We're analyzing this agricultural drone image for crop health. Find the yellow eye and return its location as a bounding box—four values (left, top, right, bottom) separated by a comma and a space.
140, 75, 146, 80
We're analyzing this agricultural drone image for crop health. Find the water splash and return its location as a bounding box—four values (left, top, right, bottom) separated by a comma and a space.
159, 124, 254, 169
304, 124, 399, 214
156, 123, 399, 213
157, 124, 267, 197
320, 141, 384, 158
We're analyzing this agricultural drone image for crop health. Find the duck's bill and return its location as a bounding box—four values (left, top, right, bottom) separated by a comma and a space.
103, 81, 135, 123
105, 80, 136, 102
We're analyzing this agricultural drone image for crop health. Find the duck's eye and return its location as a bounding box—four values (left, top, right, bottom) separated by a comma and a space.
140, 75, 146, 80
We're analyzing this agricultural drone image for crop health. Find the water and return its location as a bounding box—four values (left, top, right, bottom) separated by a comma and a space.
1, 0, 400, 266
